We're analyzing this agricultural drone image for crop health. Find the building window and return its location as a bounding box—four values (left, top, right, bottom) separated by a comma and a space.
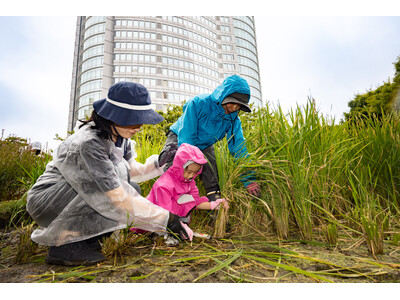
83, 34, 105, 50
223, 63, 235, 70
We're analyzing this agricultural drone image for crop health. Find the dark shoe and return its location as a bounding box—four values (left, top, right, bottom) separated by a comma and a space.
46, 241, 106, 266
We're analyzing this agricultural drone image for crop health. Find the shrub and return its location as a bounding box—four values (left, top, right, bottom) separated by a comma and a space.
0, 136, 51, 201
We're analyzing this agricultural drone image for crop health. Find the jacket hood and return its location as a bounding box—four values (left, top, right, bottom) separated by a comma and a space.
170, 143, 207, 182
211, 75, 251, 104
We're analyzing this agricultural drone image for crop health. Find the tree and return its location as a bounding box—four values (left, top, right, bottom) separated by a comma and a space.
134, 104, 183, 150
345, 56, 400, 120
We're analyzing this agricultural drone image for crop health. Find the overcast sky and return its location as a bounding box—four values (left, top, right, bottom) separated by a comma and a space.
256, 16, 400, 120
1, 1, 400, 151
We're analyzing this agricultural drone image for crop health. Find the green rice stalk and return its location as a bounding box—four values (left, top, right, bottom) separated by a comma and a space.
360, 210, 387, 255
242, 254, 333, 283
14, 224, 38, 264
193, 248, 243, 282
324, 223, 338, 246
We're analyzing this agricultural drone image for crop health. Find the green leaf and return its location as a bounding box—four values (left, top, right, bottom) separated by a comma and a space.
193, 249, 243, 282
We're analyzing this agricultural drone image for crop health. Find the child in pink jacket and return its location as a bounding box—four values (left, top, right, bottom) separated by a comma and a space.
147, 143, 228, 222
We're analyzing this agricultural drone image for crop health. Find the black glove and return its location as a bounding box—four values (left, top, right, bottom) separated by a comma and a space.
158, 143, 178, 167
166, 212, 189, 239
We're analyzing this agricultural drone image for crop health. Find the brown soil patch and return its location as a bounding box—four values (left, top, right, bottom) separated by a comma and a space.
1, 226, 400, 283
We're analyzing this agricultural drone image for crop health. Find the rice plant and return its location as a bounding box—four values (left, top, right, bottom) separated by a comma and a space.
4, 99, 400, 285
323, 223, 338, 246
210, 98, 400, 251
8, 98, 400, 261
0, 136, 50, 201
14, 224, 38, 264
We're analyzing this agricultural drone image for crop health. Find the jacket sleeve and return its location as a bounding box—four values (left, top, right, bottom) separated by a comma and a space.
226, 117, 249, 159
225, 118, 257, 187
176, 100, 199, 146
129, 155, 164, 183
189, 182, 209, 206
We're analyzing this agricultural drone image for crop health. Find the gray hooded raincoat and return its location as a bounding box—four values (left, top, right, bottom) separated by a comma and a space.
27, 123, 169, 246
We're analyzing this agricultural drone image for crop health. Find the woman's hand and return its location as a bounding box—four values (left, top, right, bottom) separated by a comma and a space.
167, 212, 193, 241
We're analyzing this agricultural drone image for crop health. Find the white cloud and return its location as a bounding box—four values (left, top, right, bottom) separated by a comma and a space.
0, 17, 76, 151
256, 16, 400, 122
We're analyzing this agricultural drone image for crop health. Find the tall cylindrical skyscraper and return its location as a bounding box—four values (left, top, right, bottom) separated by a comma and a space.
68, 16, 262, 131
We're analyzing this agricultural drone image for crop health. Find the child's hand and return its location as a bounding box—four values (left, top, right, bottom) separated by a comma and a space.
210, 198, 229, 210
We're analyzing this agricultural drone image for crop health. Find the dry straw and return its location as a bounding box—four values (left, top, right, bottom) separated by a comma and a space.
213, 205, 228, 238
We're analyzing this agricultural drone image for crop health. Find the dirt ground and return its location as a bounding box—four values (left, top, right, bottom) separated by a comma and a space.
1, 225, 400, 284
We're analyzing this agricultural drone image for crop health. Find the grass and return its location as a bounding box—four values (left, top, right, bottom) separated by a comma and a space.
14, 224, 38, 264
6, 99, 400, 251
134, 100, 400, 257
229, 100, 400, 254
0, 136, 51, 202
4, 229, 398, 283
2, 99, 400, 282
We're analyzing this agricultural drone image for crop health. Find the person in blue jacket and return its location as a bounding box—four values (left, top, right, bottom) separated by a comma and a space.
158, 75, 261, 202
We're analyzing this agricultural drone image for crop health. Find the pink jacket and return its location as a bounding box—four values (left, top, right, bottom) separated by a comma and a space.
147, 143, 209, 217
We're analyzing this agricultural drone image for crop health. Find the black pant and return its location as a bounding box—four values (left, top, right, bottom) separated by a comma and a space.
160, 131, 220, 194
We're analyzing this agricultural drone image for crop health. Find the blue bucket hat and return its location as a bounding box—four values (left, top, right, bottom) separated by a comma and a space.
93, 81, 164, 126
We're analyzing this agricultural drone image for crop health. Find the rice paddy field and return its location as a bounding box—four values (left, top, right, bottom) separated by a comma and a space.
1, 100, 400, 283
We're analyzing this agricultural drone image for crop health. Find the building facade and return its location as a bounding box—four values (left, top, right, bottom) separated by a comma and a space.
68, 16, 263, 132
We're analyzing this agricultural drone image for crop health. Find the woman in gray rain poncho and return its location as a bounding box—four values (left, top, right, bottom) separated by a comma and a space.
26, 81, 191, 266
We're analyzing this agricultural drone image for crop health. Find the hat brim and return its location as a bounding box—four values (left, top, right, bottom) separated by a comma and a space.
221, 96, 251, 113
93, 98, 164, 125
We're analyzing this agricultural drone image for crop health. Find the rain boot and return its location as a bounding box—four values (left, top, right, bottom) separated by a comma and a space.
46, 240, 106, 266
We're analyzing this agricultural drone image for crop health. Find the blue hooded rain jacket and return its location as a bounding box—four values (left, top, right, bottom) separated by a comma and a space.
170, 75, 250, 160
